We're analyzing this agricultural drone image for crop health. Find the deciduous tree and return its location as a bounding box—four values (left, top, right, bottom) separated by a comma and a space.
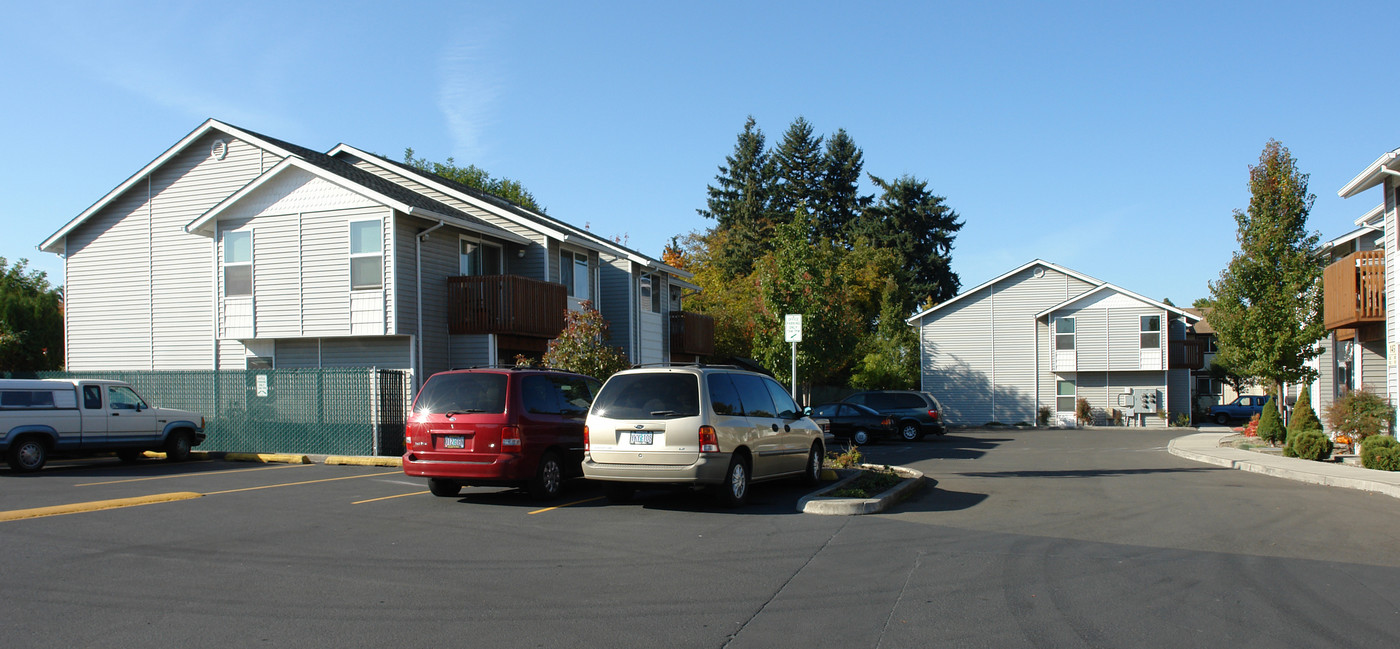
542, 301, 631, 381
0, 258, 63, 371
1207, 140, 1323, 414
403, 148, 545, 214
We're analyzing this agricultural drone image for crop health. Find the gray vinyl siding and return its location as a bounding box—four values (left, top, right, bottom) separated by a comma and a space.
1388, 178, 1399, 417
217, 339, 248, 370
1317, 335, 1335, 419
315, 337, 411, 369
275, 339, 321, 367
921, 286, 994, 426
1362, 339, 1387, 396
448, 334, 492, 370
248, 212, 301, 337
1168, 369, 1191, 421
395, 214, 460, 378
599, 257, 634, 354
64, 132, 278, 370
1074, 309, 1108, 371
1108, 309, 1144, 370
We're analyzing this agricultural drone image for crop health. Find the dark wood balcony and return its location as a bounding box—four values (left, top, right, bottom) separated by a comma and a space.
447, 275, 566, 338
1169, 339, 1204, 370
1324, 250, 1385, 331
670, 311, 715, 358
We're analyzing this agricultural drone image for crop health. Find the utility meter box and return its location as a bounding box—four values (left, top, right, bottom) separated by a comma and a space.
1130, 388, 1159, 414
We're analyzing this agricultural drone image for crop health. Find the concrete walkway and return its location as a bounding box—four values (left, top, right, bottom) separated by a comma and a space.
1169, 428, 1400, 499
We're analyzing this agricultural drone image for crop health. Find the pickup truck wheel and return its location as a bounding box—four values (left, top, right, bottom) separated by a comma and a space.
6, 437, 48, 473
1214, 413, 1230, 426
117, 449, 145, 463
164, 431, 193, 462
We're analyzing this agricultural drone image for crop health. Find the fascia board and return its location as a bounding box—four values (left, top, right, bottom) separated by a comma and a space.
906, 259, 1106, 324
1339, 150, 1400, 199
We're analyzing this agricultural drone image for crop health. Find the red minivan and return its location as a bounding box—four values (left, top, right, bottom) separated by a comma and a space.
403, 368, 602, 500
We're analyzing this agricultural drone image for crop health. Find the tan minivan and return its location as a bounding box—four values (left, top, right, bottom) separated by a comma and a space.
582, 366, 824, 506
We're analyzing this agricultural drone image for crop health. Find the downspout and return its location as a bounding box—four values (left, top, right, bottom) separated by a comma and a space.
415, 221, 447, 386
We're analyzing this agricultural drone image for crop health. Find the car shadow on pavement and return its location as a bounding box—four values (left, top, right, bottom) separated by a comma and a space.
951, 466, 1220, 479
894, 480, 989, 513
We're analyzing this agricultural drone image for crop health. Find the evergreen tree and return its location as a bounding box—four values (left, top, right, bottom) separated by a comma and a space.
698, 116, 775, 277
771, 117, 824, 222
816, 128, 870, 244
855, 174, 964, 311
1207, 140, 1324, 416
1257, 397, 1286, 446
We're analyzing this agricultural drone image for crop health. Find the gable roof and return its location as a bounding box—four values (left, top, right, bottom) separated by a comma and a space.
183, 155, 530, 244
327, 143, 691, 279
40, 118, 298, 253
1183, 307, 1215, 335
905, 259, 1105, 324
1339, 148, 1400, 199
1033, 283, 1198, 321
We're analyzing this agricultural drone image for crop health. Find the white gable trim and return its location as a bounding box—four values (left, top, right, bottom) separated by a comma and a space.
41, 118, 301, 253
906, 259, 1106, 324
182, 157, 530, 244
1339, 149, 1400, 199
1034, 283, 1198, 321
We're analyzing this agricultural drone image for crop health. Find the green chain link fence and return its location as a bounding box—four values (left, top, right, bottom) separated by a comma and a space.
2, 369, 411, 456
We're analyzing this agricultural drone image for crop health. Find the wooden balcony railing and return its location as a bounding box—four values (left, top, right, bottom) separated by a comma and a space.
1323, 250, 1385, 331
1169, 339, 1204, 370
670, 311, 715, 357
447, 275, 566, 338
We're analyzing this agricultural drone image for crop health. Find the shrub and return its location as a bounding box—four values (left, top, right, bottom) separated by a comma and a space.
1290, 430, 1333, 461
1171, 413, 1191, 428
1240, 413, 1260, 437
826, 445, 864, 469
1288, 386, 1321, 436
1360, 435, 1400, 471
1325, 388, 1395, 450
1256, 398, 1286, 446
1038, 405, 1051, 427
1075, 398, 1092, 425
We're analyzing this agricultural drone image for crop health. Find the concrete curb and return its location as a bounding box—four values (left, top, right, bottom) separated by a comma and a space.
220, 452, 312, 465
798, 464, 926, 515
324, 455, 403, 467
1168, 434, 1400, 499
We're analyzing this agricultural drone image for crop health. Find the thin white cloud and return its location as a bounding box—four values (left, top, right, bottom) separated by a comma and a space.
436, 38, 502, 161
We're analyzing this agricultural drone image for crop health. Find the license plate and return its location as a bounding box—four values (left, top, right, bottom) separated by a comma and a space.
444, 435, 465, 449
630, 432, 653, 445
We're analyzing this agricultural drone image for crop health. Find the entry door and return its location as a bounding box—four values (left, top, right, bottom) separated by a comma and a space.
1055, 378, 1077, 427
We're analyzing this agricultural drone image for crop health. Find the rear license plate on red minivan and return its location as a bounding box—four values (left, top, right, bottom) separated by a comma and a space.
444, 435, 465, 449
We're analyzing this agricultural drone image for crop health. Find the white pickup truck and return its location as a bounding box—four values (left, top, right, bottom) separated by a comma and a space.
0, 379, 206, 472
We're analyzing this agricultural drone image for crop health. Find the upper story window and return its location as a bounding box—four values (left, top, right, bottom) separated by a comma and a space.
349, 220, 382, 290
560, 249, 590, 299
1140, 315, 1161, 349
1055, 317, 1075, 350
460, 238, 502, 276
640, 273, 661, 313
223, 230, 252, 297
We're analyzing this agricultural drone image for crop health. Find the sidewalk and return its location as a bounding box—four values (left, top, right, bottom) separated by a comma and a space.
1169, 429, 1400, 500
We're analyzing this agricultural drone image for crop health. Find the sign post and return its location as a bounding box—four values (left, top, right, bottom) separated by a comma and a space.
784, 314, 802, 403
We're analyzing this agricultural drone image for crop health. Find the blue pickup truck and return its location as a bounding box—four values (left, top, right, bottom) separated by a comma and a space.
1210, 395, 1271, 425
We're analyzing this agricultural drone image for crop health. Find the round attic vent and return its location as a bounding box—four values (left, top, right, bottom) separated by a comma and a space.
1032, 267, 1045, 278
211, 139, 229, 161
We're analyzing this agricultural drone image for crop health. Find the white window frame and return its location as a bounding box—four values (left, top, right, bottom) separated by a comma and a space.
1055, 317, 1075, 351
1056, 379, 1076, 413
560, 248, 590, 300
223, 230, 253, 297
1140, 315, 1161, 350
640, 273, 661, 313
349, 220, 383, 291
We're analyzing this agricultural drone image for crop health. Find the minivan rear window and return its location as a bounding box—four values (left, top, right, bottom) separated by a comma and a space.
591, 373, 700, 419
414, 373, 508, 414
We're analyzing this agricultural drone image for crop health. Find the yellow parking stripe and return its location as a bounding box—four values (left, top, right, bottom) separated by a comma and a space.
75, 463, 312, 486
353, 490, 429, 505
204, 470, 401, 495
0, 492, 203, 522
528, 496, 604, 515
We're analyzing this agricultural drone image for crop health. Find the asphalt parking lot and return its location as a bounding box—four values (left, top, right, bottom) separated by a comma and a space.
4, 431, 1399, 649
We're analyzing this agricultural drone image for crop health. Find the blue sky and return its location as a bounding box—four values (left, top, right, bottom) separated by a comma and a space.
1, 1, 1390, 307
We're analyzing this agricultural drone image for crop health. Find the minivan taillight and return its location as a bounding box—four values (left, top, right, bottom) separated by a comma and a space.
501, 426, 521, 453
699, 426, 719, 453
583, 425, 590, 454
929, 409, 940, 420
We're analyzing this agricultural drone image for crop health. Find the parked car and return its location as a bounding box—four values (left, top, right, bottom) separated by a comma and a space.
582, 365, 825, 507
0, 379, 206, 473
402, 367, 602, 500
841, 390, 946, 440
1210, 395, 1271, 425
809, 402, 896, 445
